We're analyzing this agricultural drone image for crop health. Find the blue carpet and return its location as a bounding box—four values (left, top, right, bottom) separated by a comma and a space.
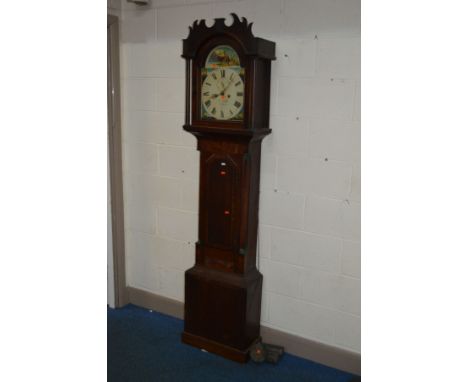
108, 304, 358, 382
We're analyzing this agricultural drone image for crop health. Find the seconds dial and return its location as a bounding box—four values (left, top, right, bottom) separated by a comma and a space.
201, 68, 244, 121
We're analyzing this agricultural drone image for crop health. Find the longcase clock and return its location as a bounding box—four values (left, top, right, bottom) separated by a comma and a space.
181, 14, 275, 363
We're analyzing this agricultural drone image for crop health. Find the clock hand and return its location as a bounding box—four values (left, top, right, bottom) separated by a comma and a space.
220, 79, 234, 95
216, 80, 226, 92
224, 77, 239, 94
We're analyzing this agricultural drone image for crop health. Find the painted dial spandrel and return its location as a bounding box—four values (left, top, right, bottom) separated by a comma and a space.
201, 45, 244, 121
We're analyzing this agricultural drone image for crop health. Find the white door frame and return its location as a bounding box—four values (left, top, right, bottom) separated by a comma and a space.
108, 14, 128, 308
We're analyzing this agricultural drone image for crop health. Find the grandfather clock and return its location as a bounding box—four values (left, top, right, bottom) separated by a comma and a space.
181, 14, 275, 363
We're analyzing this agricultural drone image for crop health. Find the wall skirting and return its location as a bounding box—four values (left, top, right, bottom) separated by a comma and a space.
126, 286, 360, 376
127, 286, 184, 319
260, 326, 360, 376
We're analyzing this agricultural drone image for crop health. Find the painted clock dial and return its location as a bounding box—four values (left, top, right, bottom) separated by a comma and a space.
201, 45, 245, 121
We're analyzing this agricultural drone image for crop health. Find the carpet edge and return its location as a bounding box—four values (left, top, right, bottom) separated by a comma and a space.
125, 286, 360, 376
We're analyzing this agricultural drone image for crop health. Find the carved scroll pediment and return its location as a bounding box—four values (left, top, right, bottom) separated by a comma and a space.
188, 13, 254, 39
182, 13, 275, 60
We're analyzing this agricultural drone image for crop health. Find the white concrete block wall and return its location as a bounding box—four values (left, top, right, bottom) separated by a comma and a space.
119, 0, 360, 353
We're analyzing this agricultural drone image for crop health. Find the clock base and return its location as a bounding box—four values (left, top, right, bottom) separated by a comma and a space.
182, 265, 263, 363
181, 331, 258, 363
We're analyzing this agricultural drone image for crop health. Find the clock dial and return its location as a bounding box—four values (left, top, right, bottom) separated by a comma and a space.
201, 68, 244, 121
201, 45, 244, 121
